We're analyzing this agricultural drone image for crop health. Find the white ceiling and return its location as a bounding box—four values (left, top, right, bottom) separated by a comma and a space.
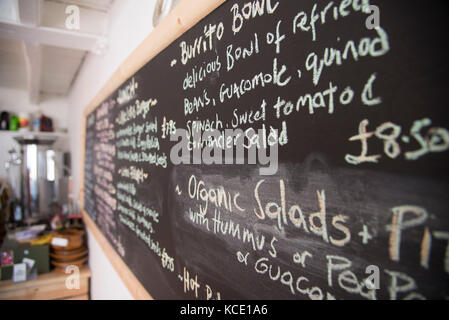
49, 0, 113, 12
0, 0, 114, 102
41, 45, 86, 94
0, 38, 27, 89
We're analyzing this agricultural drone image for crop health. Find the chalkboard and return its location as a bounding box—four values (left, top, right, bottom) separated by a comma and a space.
83, 0, 449, 300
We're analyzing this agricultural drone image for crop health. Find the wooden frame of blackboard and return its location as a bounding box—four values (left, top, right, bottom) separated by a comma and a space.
80, 0, 226, 300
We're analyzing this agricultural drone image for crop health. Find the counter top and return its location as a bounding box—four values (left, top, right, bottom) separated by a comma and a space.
0, 265, 90, 300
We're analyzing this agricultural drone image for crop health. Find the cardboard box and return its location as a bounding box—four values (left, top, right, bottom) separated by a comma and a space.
1, 243, 49, 281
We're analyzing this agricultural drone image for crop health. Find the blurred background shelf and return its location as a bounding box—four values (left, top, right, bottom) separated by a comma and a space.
0, 130, 68, 140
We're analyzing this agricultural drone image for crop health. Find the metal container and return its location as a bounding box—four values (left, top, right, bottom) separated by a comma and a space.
14, 135, 70, 223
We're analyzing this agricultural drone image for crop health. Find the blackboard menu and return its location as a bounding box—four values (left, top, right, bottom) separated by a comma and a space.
83, 0, 449, 300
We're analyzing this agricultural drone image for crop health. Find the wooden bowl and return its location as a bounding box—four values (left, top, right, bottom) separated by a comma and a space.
50, 246, 88, 262
51, 229, 85, 251
51, 245, 87, 256
51, 256, 88, 273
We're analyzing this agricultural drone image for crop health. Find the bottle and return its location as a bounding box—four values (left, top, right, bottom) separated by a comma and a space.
40, 114, 53, 132
13, 201, 23, 223
18, 113, 30, 131
32, 113, 41, 132
9, 115, 19, 131
0, 111, 9, 130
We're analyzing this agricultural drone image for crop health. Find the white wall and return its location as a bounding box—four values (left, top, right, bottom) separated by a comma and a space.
87, 228, 134, 300
0, 87, 68, 181
67, 0, 157, 300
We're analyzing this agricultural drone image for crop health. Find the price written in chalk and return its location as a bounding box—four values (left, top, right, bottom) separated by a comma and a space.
345, 118, 449, 165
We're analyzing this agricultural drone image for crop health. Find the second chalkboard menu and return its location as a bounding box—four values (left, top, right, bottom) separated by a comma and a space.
83, 0, 449, 299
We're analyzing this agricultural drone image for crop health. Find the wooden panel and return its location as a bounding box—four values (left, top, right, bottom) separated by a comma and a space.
64, 294, 89, 300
